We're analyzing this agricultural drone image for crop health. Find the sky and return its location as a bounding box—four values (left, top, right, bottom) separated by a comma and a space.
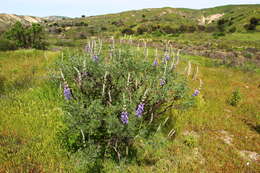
1, 0, 259, 17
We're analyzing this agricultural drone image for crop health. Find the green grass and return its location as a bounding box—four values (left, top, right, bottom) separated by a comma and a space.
0, 50, 74, 172
0, 44, 259, 172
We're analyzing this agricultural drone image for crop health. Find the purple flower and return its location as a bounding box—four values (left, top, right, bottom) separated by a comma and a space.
64, 85, 72, 100
153, 59, 159, 66
120, 111, 129, 124
160, 78, 166, 86
136, 103, 145, 117
165, 55, 170, 61
84, 45, 90, 53
163, 55, 170, 64
192, 89, 200, 96
92, 55, 99, 62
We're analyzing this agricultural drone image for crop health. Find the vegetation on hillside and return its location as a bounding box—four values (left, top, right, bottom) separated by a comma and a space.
0, 3, 259, 173
2, 22, 47, 50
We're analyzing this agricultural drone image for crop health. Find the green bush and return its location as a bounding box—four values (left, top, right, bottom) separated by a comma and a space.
0, 39, 17, 51
4, 22, 47, 49
56, 44, 194, 168
121, 28, 135, 35
136, 25, 148, 35
228, 26, 237, 33
228, 89, 242, 106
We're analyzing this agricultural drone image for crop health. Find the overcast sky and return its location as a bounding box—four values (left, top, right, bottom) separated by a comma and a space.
1, 0, 259, 17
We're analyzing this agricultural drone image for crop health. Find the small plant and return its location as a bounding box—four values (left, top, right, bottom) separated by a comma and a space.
228, 89, 242, 106
183, 135, 198, 148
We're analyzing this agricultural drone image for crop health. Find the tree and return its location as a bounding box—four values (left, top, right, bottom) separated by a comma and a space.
4, 22, 47, 49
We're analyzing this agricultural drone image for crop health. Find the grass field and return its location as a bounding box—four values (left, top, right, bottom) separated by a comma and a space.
0, 50, 74, 172
0, 46, 259, 172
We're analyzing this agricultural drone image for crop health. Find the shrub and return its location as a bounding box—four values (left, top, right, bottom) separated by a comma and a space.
197, 25, 206, 31
101, 27, 107, 31
4, 22, 47, 49
250, 17, 258, 25
228, 89, 242, 106
187, 26, 196, 33
56, 44, 193, 166
121, 28, 135, 35
162, 25, 178, 34
0, 39, 17, 51
244, 24, 256, 31
178, 25, 188, 33
228, 26, 236, 33
136, 25, 148, 35
111, 20, 124, 27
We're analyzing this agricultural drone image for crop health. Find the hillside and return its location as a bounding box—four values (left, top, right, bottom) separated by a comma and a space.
0, 13, 43, 33
0, 14, 69, 33
48, 4, 260, 38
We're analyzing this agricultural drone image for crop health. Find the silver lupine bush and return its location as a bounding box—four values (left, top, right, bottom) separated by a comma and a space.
55, 43, 194, 164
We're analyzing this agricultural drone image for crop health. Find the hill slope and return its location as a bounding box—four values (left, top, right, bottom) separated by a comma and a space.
50, 4, 259, 37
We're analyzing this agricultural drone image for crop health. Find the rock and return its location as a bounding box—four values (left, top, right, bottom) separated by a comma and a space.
238, 150, 260, 162
219, 130, 233, 145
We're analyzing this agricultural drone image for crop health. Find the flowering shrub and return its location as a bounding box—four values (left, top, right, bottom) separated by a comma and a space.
56, 44, 193, 163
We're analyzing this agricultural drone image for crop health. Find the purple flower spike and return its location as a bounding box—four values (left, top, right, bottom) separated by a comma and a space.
163, 55, 170, 64
64, 85, 72, 100
165, 55, 170, 61
136, 103, 145, 117
84, 45, 90, 53
153, 59, 159, 66
92, 55, 99, 62
160, 78, 166, 86
192, 89, 200, 96
120, 111, 129, 124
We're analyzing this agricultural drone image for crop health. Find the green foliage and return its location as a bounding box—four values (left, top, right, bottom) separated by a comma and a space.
228, 26, 237, 33
0, 74, 6, 94
244, 23, 256, 31
0, 39, 17, 51
183, 135, 198, 148
56, 45, 193, 167
121, 28, 135, 35
54, 39, 76, 47
136, 25, 148, 35
212, 32, 226, 38
244, 17, 259, 31
4, 22, 47, 49
228, 89, 242, 106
